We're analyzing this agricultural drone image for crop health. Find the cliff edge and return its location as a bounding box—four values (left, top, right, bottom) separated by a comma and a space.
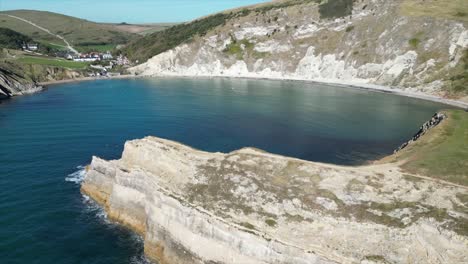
81, 128, 468, 263
0, 64, 42, 99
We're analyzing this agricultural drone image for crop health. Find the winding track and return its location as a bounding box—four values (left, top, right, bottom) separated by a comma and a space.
1, 14, 79, 54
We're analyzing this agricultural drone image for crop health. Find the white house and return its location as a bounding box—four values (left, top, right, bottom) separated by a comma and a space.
102, 52, 113, 60
22, 43, 38, 51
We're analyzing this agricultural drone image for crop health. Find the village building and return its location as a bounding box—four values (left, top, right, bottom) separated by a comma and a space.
22, 43, 39, 51
101, 52, 113, 60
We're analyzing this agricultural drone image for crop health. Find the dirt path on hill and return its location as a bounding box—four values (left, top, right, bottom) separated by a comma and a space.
1, 14, 79, 54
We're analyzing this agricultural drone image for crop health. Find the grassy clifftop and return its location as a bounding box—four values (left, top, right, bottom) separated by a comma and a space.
381, 109, 468, 186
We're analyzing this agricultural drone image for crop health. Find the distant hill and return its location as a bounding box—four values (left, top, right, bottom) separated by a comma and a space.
0, 27, 32, 49
0, 10, 136, 47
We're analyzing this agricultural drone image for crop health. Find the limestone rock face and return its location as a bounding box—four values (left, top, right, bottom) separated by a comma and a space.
129, 0, 468, 98
81, 136, 468, 264
0, 68, 42, 99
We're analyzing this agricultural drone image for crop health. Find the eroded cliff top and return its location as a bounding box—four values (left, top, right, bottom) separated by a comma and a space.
83, 126, 468, 263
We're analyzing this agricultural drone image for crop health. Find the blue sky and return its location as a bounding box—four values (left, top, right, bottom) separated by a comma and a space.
0, 0, 268, 23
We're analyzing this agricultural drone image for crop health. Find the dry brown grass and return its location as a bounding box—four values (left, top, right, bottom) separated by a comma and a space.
400, 0, 468, 22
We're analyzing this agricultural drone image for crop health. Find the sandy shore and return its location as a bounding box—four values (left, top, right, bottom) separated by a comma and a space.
37, 74, 142, 86
145, 73, 468, 109
39, 73, 468, 109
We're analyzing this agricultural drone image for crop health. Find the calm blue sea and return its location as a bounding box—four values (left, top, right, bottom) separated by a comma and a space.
0, 77, 449, 263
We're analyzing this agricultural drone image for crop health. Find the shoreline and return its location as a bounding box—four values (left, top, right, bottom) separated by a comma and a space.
37, 72, 468, 109
37, 74, 142, 86
143, 73, 468, 109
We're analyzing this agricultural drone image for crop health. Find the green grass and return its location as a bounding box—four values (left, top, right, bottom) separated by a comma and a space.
123, 12, 235, 62
318, 0, 353, 19
223, 39, 255, 59
76, 44, 116, 53
408, 38, 421, 49
447, 49, 468, 95
0, 10, 134, 46
17, 56, 89, 69
123, 0, 354, 63
389, 110, 468, 186
400, 0, 468, 22
0, 27, 32, 49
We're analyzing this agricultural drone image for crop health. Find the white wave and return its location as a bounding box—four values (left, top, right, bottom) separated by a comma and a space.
81, 194, 109, 223
65, 165, 86, 184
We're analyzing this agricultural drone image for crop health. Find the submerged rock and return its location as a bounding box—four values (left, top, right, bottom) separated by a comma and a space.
81, 136, 468, 264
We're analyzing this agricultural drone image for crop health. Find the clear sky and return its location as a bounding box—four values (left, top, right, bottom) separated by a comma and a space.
0, 0, 269, 23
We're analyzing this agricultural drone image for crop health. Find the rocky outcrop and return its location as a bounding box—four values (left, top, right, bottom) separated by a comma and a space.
81, 136, 468, 264
0, 67, 42, 99
394, 112, 446, 153
129, 0, 468, 99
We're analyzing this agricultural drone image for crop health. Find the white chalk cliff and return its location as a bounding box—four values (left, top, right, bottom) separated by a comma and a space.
129, 0, 468, 100
82, 136, 468, 264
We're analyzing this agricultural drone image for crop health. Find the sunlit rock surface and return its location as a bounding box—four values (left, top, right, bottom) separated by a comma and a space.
0, 69, 41, 99
82, 136, 468, 264
130, 0, 468, 100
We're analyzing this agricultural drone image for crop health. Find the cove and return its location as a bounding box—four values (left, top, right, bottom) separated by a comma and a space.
0, 77, 450, 263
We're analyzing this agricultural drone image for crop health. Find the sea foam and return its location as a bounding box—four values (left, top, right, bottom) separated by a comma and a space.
65, 165, 86, 184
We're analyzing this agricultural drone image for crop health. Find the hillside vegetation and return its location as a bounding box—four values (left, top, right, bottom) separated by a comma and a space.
400, 0, 468, 22
0, 27, 32, 49
123, 0, 354, 62
0, 10, 135, 49
382, 110, 468, 186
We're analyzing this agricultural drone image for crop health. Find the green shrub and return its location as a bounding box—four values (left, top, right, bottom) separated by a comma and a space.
123, 0, 354, 63
240, 222, 256, 230
318, 0, 353, 19
265, 219, 277, 227
223, 39, 255, 59
345, 25, 355, 32
0, 27, 32, 49
408, 38, 421, 49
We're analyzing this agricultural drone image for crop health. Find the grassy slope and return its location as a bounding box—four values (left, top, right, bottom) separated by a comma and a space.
400, 0, 468, 22
0, 10, 135, 47
16, 56, 89, 69
382, 110, 468, 186
0, 27, 33, 49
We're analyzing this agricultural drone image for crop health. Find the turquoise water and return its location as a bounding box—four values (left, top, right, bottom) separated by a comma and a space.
0, 77, 449, 263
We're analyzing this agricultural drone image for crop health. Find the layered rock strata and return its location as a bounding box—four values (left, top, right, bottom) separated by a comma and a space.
0, 68, 42, 99
81, 136, 468, 264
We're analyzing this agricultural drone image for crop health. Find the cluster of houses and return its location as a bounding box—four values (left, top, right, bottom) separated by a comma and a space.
66, 52, 130, 66
66, 51, 113, 62
20, 42, 131, 68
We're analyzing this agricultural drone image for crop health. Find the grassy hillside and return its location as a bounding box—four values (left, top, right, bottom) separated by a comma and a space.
0, 10, 135, 48
122, 0, 354, 63
16, 55, 89, 69
400, 0, 468, 22
0, 27, 32, 49
381, 110, 468, 186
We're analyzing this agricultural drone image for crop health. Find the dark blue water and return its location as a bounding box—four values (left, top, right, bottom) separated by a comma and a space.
0, 77, 449, 263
